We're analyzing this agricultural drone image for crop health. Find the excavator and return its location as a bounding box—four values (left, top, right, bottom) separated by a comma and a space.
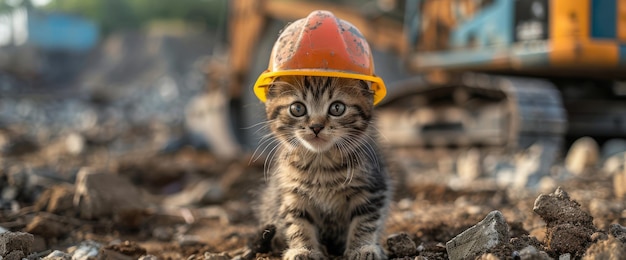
210, 0, 626, 171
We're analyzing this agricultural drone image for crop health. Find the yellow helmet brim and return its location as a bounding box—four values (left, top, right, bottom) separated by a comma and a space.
253, 70, 387, 105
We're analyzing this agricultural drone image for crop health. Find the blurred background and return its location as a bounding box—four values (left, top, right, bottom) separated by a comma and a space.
2, 0, 626, 202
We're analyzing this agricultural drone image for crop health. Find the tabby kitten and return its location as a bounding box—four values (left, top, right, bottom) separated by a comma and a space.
257, 76, 392, 260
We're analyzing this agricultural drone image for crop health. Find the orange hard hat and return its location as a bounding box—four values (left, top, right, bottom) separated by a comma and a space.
253, 10, 386, 105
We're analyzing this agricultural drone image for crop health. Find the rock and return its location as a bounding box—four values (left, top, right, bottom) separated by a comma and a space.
518, 245, 552, 260
601, 139, 626, 159
138, 255, 158, 260
4, 250, 25, 260
559, 253, 571, 260
24, 215, 66, 238
386, 233, 417, 258
533, 187, 596, 258
582, 236, 626, 260
446, 211, 509, 260
609, 223, 626, 243
34, 184, 75, 214
152, 226, 175, 241
0, 231, 34, 256
162, 179, 224, 206
177, 235, 203, 246
184, 92, 242, 159
603, 153, 625, 175
533, 187, 594, 226
513, 142, 559, 188
42, 250, 72, 260
73, 168, 146, 220
203, 252, 230, 260
65, 132, 85, 155
457, 148, 482, 181
565, 137, 599, 176
70, 241, 101, 260
613, 164, 626, 199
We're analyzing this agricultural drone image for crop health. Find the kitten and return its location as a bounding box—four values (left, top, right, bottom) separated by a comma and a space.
256, 76, 392, 260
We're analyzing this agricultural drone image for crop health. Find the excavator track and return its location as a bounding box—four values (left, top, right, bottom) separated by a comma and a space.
377, 72, 567, 153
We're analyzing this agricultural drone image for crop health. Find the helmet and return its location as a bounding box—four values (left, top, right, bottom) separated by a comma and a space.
253, 10, 386, 105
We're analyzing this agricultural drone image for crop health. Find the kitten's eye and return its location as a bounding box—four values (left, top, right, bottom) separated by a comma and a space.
289, 102, 307, 117
328, 102, 346, 116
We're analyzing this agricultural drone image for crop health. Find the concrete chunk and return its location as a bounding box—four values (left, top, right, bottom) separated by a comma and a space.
0, 231, 34, 257
446, 211, 509, 260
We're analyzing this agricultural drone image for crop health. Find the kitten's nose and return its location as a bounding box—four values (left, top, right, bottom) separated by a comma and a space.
310, 124, 324, 135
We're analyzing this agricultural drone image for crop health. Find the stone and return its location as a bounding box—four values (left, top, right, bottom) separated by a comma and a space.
518, 245, 552, 260
138, 255, 158, 260
533, 187, 596, 258
162, 179, 224, 207
559, 253, 571, 260
513, 142, 559, 188
582, 236, 626, 260
601, 138, 626, 159
457, 148, 482, 181
24, 215, 66, 238
34, 184, 75, 214
42, 250, 71, 260
613, 165, 626, 199
203, 252, 230, 260
386, 233, 417, 258
533, 187, 594, 226
4, 250, 25, 260
0, 231, 34, 256
71, 241, 101, 260
73, 168, 146, 220
609, 223, 626, 243
446, 211, 509, 260
565, 137, 599, 176
184, 92, 242, 159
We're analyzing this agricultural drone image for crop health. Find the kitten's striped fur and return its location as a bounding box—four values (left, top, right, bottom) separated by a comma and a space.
257, 76, 391, 260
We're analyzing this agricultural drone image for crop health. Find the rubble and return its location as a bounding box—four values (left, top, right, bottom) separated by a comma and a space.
533, 187, 596, 258
0, 231, 34, 257
386, 233, 417, 258
42, 250, 71, 260
582, 236, 626, 260
69, 241, 101, 260
565, 137, 599, 176
24, 215, 66, 239
446, 210, 509, 260
73, 168, 146, 220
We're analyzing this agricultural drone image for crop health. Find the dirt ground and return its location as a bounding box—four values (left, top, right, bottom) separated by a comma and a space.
1, 142, 624, 260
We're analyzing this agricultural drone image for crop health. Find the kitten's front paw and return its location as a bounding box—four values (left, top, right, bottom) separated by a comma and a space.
282, 248, 325, 260
346, 245, 387, 260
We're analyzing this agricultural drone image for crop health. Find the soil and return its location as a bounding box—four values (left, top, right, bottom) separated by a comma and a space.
1, 145, 624, 260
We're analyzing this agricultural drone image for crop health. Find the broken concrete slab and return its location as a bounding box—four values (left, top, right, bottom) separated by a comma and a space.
446, 210, 509, 260
0, 231, 34, 257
